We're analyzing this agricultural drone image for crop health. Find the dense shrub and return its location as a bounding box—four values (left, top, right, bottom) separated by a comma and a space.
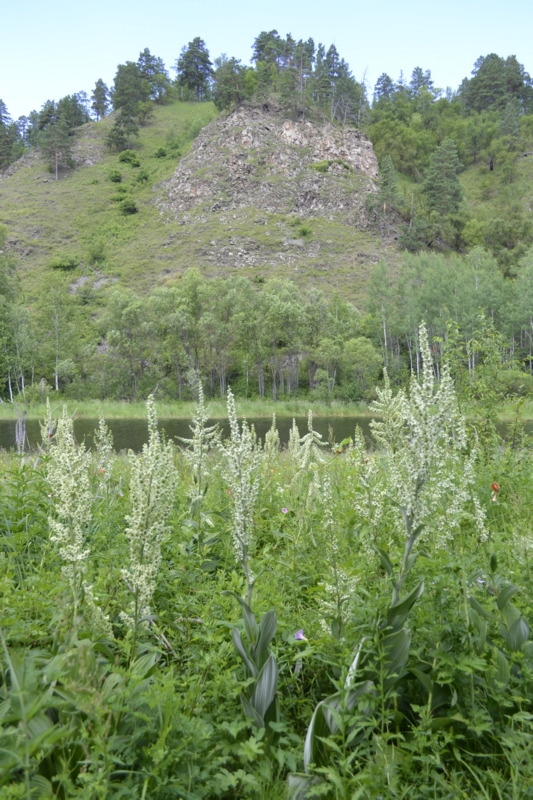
120, 198, 138, 214
118, 150, 141, 167
49, 254, 79, 271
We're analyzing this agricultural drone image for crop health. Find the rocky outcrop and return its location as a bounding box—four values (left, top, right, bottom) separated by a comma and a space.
158, 105, 378, 224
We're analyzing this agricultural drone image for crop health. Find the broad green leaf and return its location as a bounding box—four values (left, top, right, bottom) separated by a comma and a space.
130, 651, 160, 678
506, 617, 530, 651
374, 546, 394, 578
502, 602, 521, 631
469, 595, 496, 620
386, 580, 424, 631
494, 648, 510, 685
251, 654, 278, 718
232, 628, 257, 677
383, 628, 412, 679
497, 584, 519, 611
411, 667, 433, 695
222, 591, 259, 643
30, 775, 54, 797
241, 695, 264, 729
253, 610, 277, 662
303, 698, 336, 770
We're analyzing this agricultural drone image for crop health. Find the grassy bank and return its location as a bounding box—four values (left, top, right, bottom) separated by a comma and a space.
0, 397, 375, 421
2, 396, 533, 421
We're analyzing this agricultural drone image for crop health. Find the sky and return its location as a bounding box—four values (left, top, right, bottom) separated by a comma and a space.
1, 0, 532, 119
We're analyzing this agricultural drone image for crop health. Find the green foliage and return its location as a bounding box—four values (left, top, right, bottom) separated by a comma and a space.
118, 149, 141, 166
174, 37, 213, 102
107, 168, 122, 182
3, 369, 533, 796
48, 254, 79, 271
91, 78, 110, 120
119, 198, 138, 215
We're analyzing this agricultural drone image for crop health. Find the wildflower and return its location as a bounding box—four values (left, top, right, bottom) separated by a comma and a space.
177, 381, 219, 505
367, 322, 486, 548
47, 407, 112, 637
294, 629, 307, 641
282, 507, 288, 514
220, 388, 261, 604
121, 395, 178, 630
491, 482, 500, 493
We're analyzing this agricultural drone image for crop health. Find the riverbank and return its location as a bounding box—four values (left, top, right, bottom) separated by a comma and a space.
1, 397, 532, 422
0, 398, 375, 421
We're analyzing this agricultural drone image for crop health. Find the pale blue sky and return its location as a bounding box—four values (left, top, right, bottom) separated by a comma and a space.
1, 0, 532, 119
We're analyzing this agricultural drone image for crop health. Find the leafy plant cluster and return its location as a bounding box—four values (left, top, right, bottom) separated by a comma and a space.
2, 326, 533, 797
367, 55, 533, 261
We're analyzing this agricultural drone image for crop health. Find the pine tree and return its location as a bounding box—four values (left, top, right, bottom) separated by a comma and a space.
212, 55, 247, 110
39, 116, 73, 179
91, 79, 110, 120
108, 62, 151, 149
463, 53, 532, 113
174, 38, 213, 101
423, 138, 463, 217
373, 73, 395, 102
409, 67, 434, 97
137, 48, 170, 102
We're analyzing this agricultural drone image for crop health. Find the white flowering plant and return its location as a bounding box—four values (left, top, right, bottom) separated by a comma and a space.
47, 408, 112, 637
121, 396, 178, 634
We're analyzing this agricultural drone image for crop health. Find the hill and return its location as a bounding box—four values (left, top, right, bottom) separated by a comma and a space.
0, 100, 390, 301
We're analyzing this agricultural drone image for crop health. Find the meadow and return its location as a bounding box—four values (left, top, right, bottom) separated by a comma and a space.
2, 326, 533, 799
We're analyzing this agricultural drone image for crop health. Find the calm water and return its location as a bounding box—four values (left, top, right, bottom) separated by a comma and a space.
0, 415, 527, 453
0, 416, 375, 453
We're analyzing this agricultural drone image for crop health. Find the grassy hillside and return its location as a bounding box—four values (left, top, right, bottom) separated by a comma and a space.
2, 98, 532, 310
0, 100, 395, 302
0, 102, 217, 297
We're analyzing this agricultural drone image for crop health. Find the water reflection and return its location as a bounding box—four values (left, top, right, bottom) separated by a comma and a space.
0, 415, 527, 453
0, 416, 375, 453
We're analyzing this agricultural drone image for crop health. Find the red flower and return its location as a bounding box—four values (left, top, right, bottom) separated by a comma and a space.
491, 482, 500, 493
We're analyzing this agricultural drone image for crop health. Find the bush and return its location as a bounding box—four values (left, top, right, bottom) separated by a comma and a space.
49, 254, 79, 271
298, 224, 312, 238
87, 239, 106, 265
120, 199, 138, 215
135, 169, 150, 184
108, 169, 123, 183
154, 147, 167, 158
118, 150, 141, 167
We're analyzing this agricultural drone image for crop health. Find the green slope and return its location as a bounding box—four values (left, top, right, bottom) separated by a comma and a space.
0, 100, 395, 303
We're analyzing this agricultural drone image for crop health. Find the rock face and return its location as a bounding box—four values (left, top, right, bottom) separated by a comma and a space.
159, 105, 378, 223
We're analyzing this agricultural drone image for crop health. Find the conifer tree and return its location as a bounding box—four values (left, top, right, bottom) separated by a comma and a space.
212, 55, 247, 110
174, 38, 213, 101
39, 116, 73, 179
108, 62, 151, 149
91, 79, 110, 120
373, 73, 395, 102
137, 48, 170, 102
423, 138, 463, 217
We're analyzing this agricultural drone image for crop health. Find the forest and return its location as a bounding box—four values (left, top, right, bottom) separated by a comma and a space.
1, 34, 533, 406
3, 30, 533, 800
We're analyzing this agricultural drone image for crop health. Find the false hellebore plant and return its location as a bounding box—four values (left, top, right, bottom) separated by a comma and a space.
356, 322, 486, 553
121, 396, 178, 634
222, 391, 281, 752
221, 388, 260, 606
178, 380, 219, 514
290, 323, 487, 796
47, 408, 112, 637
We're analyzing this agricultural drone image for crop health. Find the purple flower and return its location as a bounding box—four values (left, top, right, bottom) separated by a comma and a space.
294, 629, 306, 641
282, 507, 288, 514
